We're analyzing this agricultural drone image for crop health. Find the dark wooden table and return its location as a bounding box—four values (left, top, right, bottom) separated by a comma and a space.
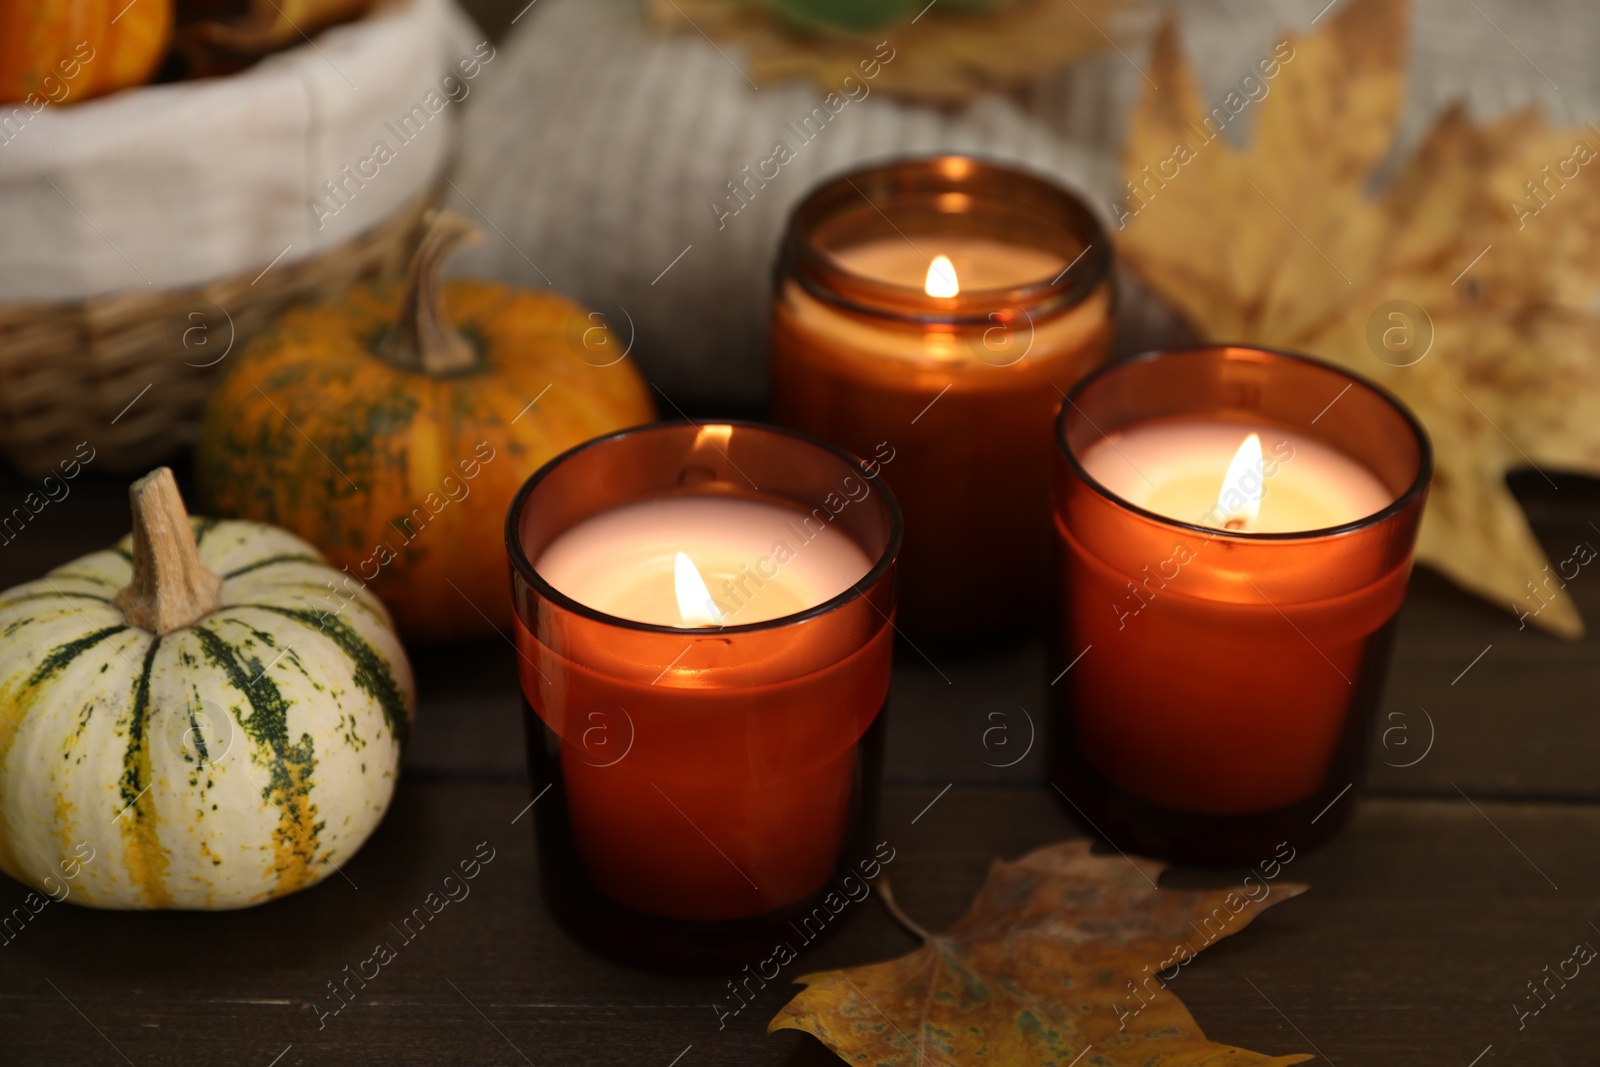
5, 6, 1600, 1063
1, 455, 1597, 1067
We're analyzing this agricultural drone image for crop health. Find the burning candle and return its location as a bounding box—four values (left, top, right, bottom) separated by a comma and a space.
1079, 419, 1393, 534
829, 237, 1069, 295
772, 156, 1115, 638
536, 495, 872, 627
507, 422, 901, 969
1050, 348, 1431, 864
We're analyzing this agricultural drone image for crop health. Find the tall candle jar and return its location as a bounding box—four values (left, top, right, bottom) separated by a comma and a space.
772, 156, 1115, 640
507, 421, 901, 970
1050, 347, 1431, 865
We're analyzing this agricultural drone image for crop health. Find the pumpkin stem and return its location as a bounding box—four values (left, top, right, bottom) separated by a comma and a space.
113, 468, 224, 636
379, 209, 483, 376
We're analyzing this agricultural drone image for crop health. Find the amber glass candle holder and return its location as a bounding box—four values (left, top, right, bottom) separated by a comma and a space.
1049, 347, 1431, 865
772, 155, 1115, 640
506, 422, 901, 971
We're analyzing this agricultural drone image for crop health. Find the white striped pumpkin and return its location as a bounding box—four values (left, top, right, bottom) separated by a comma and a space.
0, 469, 414, 909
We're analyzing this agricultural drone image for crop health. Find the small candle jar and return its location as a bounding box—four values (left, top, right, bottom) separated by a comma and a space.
1049, 347, 1431, 865
772, 156, 1115, 640
507, 421, 901, 970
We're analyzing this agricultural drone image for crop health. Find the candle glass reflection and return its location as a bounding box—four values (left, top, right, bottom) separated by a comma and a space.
1050, 347, 1431, 864
507, 422, 901, 970
772, 155, 1115, 640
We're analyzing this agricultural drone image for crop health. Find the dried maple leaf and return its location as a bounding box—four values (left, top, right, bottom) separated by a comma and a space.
647, 0, 1142, 104
1119, 0, 1600, 637
771, 840, 1310, 1066
174, 0, 375, 77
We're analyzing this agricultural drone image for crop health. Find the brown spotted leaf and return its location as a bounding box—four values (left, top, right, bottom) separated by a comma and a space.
770, 839, 1310, 1066
1119, 0, 1600, 637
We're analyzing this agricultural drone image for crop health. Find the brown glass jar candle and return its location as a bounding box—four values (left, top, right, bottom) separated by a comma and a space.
506, 422, 902, 971
1050, 347, 1432, 864
771, 156, 1115, 640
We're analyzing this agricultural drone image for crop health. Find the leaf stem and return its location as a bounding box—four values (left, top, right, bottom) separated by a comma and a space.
876, 873, 933, 943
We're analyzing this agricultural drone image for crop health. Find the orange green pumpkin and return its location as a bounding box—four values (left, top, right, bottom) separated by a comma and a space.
0, 0, 174, 105
196, 211, 656, 642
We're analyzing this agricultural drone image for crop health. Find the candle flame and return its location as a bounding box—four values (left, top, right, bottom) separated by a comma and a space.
1216, 433, 1264, 531
673, 551, 723, 626
924, 255, 959, 298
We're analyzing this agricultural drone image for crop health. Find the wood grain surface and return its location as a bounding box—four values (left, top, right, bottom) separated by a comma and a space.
0, 445, 1595, 1066
1, 785, 1593, 1066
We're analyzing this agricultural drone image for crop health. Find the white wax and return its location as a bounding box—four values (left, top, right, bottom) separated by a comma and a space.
830, 236, 1068, 291
535, 496, 874, 627
1078, 417, 1393, 533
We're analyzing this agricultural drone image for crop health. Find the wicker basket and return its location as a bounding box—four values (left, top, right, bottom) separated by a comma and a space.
0, 195, 430, 478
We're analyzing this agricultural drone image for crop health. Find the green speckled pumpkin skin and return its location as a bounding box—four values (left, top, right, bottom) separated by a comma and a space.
0, 519, 414, 910
194, 280, 656, 643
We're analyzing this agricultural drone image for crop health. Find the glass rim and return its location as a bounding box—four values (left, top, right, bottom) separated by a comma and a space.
505, 419, 905, 636
1055, 345, 1434, 543
778, 153, 1114, 327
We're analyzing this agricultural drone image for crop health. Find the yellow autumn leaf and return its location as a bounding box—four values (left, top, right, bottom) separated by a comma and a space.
771, 839, 1310, 1066
1118, 0, 1600, 637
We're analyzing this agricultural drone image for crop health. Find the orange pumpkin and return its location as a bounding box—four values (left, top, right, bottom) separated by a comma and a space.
196, 211, 656, 643
0, 0, 174, 105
